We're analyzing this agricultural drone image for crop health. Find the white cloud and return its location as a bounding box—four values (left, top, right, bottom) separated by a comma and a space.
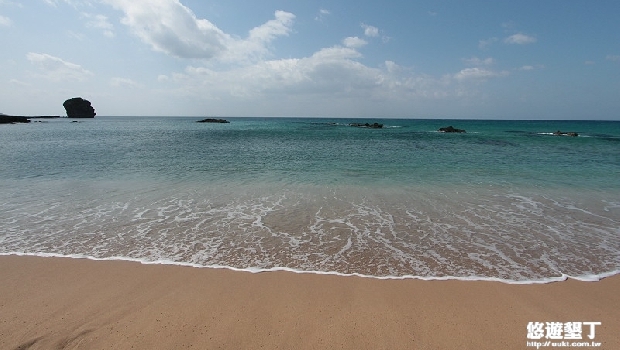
0, 14, 11, 26
103, 0, 228, 59
463, 57, 495, 66
26, 52, 93, 82
110, 77, 141, 88
102, 0, 294, 63
342, 36, 367, 49
519, 65, 534, 71
504, 33, 537, 45
158, 40, 491, 110
361, 23, 379, 37
83, 13, 114, 37
454, 67, 509, 80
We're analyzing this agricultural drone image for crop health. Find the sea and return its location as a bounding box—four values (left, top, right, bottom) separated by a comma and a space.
1, 117, 619, 284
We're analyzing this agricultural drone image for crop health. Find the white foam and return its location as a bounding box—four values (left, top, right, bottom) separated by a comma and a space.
2, 182, 619, 286
3, 252, 618, 285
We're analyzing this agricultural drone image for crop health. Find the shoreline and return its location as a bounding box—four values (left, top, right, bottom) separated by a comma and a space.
2, 252, 618, 284
1, 255, 619, 349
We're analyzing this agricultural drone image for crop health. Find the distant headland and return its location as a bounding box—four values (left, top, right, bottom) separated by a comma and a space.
0, 97, 96, 123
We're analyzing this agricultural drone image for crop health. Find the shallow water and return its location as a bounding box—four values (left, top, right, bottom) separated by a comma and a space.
1, 117, 619, 283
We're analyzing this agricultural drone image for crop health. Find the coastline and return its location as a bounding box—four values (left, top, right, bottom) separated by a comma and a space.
1, 255, 618, 349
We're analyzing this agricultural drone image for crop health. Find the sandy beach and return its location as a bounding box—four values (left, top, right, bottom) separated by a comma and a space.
0, 255, 618, 350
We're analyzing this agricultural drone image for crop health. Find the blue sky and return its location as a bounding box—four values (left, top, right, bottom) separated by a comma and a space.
1, 0, 619, 119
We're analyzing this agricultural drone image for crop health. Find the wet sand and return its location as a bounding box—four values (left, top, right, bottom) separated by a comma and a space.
0, 255, 618, 349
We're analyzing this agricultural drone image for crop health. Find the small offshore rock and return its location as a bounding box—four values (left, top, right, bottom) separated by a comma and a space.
197, 118, 230, 123
350, 122, 383, 129
439, 126, 466, 133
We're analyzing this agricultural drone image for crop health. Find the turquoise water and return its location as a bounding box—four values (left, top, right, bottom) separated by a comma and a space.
1, 117, 619, 282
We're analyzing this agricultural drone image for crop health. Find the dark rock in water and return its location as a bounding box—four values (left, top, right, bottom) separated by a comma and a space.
552, 130, 578, 137
197, 118, 230, 123
0, 115, 30, 124
63, 97, 96, 118
29, 116, 61, 119
439, 125, 466, 133
350, 122, 383, 129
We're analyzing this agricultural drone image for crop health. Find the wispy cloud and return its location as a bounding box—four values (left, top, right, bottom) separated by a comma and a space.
501, 21, 516, 29
0, 14, 11, 26
463, 57, 495, 66
606, 55, 620, 62
110, 77, 141, 88
315, 8, 330, 22
26, 52, 93, 81
9, 78, 29, 86
83, 13, 114, 37
454, 67, 509, 80
517, 64, 544, 71
67, 30, 86, 40
42, 0, 84, 8
0, 0, 23, 6
504, 33, 537, 45
478, 37, 497, 50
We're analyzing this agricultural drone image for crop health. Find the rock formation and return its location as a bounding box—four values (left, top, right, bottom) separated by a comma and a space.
350, 122, 383, 129
63, 97, 96, 118
439, 126, 466, 133
197, 118, 230, 123
0, 115, 30, 124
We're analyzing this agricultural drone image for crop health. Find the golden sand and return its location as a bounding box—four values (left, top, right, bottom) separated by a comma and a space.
1, 255, 618, 349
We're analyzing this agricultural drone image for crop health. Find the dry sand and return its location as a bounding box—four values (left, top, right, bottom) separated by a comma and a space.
0, 255, 618, 349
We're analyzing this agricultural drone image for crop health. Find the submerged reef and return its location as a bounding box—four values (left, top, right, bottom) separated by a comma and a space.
553, 130, 579, 137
